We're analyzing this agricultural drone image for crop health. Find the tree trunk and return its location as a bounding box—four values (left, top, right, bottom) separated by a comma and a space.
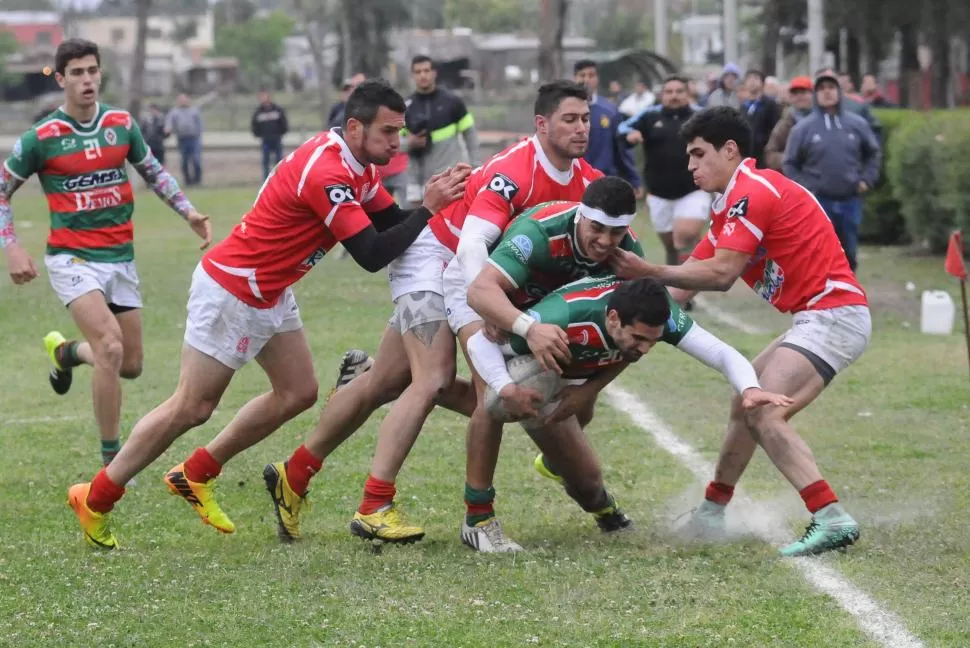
293, 0, 332, 129
847, 29, 861, 88
898, 22, 921, 108
128, 0, 151, 117
538, 0, 568, 82
930, 1, 951, 107
760, 0, 780, 76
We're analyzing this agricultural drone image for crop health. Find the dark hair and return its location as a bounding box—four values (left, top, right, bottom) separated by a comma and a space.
744, 69, 765, 82
663, 74, 689, 87
608, 278, 671, 328
582, 177, 636, 219
55, 38, 100, 75
573, 59, 596, 74
680, 106, 752, 158
411, 55, 434, 70
343, 78, 406, 127
534, 80, 589, 117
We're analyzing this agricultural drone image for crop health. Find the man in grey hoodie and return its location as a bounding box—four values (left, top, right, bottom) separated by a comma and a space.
165, 93, 204, 186
783, 73, 881, 271
703, 63, 742, 109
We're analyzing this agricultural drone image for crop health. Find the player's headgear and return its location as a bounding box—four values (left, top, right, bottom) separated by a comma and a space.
680, 106, 753, 158
608, 278, 671, 328
578, 176, 636, 227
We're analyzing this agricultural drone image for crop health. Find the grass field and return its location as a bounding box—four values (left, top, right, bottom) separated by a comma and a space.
1, 188, 969, 647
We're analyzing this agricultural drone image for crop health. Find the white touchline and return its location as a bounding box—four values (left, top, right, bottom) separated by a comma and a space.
3, 415, 85, 425
692, 295, 771, 335
603, 385, 924, 648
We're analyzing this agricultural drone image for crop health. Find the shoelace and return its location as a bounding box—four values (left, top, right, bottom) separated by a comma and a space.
797, 519, 820, 543
483, 520, 509, 546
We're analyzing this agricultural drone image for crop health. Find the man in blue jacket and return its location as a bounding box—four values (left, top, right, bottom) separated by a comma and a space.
573, 60, 642, 197
783, 73, 881, 272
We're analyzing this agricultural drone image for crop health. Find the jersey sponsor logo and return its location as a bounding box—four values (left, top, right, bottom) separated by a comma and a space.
74, 186, 125, 212
61, 137, 78, 150
510, 234, 533, 261
754, 258, 785, 303
12, 138, 23, 159
727, 196, 748, 219
104, 129, 117, 146
526, 309, 541, 322
63, 168, 125, 191
326, 183, 355, 205
299, 247, 327, 271
487, 173, 519, 201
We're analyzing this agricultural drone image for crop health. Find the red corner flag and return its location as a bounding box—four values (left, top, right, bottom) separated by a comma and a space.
945, 231, 968, 280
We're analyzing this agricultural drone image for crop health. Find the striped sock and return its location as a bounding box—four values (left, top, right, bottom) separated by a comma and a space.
465, 483, 496, 526
101, 439, 121, 466
56, 340, 83, 368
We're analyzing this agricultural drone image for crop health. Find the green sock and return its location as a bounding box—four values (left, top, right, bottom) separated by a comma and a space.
464, 483, 496, 526
101, 439, 121, 466
56, 341, 83, 369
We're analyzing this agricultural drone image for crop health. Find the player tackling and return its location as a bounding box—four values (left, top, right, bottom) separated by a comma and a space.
1, 39, 210, 472
66, 79, 468, 549
611, 106, 871, 557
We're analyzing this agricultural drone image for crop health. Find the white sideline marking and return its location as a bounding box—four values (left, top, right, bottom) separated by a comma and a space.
692, 295, 770, 335
3, 415, 84, 425
603, 385, 924, 648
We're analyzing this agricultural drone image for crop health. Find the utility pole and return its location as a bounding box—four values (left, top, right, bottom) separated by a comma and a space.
807, 0, 825, 74
723, 0, 738, 64
654, 0, 668, 57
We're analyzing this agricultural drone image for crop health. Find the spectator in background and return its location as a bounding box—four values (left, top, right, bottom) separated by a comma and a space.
251, 90, 289, 179
764, 75, 814, 171
164, 93, 203, 186
618, 75, 709, 273
817, 66, 880, 137
861, 73, 895, 107
783, 72, 881, 272
327, 72, 366, 129
141, 103, 168, 166
618, 79, 655, 118
687, 79, 700, 104
574, 59, 643, 197
763, 75, 781, 101
704, 63, 742, 109
742, 69, 782, 168
838, 72, 864, 101
402, 55, 479, 205
608, 79, 627, 105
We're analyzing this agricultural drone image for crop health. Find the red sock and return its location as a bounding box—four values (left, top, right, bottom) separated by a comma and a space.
799, 480, 838, 513
285, 445, 323, 497
88, 469, 126, 513
183, 447, 222, 483
359, 474, 395, 515
705, 481, 735, 506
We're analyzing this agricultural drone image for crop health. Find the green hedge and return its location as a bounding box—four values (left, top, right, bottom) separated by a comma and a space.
879, 108, 970, 253
860, 108, 908, 245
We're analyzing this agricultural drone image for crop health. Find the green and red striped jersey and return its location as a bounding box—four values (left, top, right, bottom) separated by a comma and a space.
4, 103, 151, 263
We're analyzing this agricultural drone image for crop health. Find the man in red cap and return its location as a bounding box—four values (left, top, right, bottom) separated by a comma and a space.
764, 76, 814, 171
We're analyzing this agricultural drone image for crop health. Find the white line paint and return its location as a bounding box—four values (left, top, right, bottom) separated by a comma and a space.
3, 415, 85, 425
692, 295, 770, 335
604, 385, 924, 648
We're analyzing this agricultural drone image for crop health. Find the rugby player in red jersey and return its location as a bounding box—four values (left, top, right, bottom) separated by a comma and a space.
612, 106, 870, 557
265, 81, 603, 547
66, 79, 468, 549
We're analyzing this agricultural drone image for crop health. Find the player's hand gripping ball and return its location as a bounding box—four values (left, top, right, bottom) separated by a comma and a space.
484, 354, 562, 423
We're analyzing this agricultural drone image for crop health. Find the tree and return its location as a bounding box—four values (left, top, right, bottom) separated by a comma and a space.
212, 11, 295, 89
538, 0, 568, 82
291, 0, 331, 129
444, 0, 536, 33
592, 10, 645, 51
333, 0, 409, 79
128, 0, 151, 119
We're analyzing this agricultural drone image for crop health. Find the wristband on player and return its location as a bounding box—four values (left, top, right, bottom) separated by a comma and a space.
512, 313, 536, 337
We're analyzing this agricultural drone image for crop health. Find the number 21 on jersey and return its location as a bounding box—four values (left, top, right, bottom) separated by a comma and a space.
83, 138, 102, 160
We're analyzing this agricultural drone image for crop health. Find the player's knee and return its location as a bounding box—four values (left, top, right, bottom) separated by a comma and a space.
576, 403, 596, 429
119, 361, 143, 380
179, 398, 219, 429
94, 333, 124, 368
743, 406, 782, 438
284, 380, 319, 415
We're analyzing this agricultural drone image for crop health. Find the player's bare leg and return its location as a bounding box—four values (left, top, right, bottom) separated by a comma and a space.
672, 216, 705, 263
524, 415, 632, 534
67, 292, 127, 452
203, 329, 318, 465
349, 316, 456, 544
657, 231, 679, 266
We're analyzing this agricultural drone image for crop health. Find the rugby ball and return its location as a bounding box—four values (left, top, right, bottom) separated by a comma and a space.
484, 354, 562, 423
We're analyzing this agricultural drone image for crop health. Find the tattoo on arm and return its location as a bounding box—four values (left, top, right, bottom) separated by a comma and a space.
132, 152, 195, 220
0, 166, 25, 248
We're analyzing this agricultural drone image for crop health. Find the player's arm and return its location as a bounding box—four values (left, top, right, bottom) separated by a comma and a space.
456, 168, 525, 286
2, 131, 41, 284
467, 220, 544, 330
466, 330, 542, 419
131, 151, 196, 219
673, 323, 792, 408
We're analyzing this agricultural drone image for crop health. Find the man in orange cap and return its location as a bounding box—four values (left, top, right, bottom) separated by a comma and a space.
764, 76, 814, 171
